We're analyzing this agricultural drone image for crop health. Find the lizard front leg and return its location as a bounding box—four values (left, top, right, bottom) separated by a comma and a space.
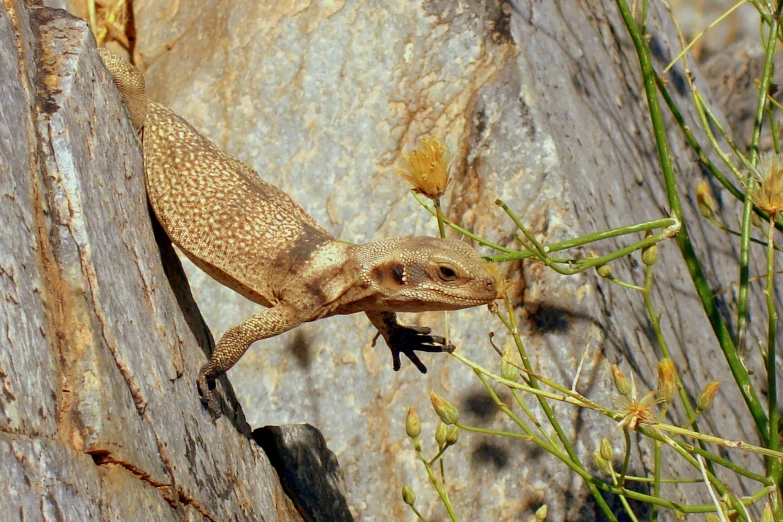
365, 311, 454, 374
198, 304, 302, 418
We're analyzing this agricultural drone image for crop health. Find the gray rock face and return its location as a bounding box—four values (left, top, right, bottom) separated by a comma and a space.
0, 2, 302, 521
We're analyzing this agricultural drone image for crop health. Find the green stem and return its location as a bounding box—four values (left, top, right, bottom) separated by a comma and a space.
697, 93, 753, 172
501, 297, 617, 520
652, 435, 662, 522
432, 197, 451, 343
738, 5, 782, 354
620, 427, 632, 487
706, 216, 783, 252
689, 90, 783, 230
642, 264, 715, 476
415, 190, 678, 259
765, 216, 782, 500
452, 348, 783, 464
433, 197, 447, 239
412, 192, 514, 252
615, 0, 769, 445
640, 428, 748, 520
416, 445, 458, 521
655, 74, 742, 197
492, 200, 678, 273
770, 103, 781, 155
427, 445, 449, 467
607, 457, 641, 522
408, 503, 428, 522
456, 423, 532, 440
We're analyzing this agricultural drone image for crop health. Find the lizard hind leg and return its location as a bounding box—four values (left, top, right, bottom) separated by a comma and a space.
197, 305, 303, 419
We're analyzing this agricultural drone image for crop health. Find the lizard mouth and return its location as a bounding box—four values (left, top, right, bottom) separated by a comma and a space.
390, 285, 498, 312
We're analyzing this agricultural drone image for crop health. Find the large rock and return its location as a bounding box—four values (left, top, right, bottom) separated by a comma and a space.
0, 2, 304, 520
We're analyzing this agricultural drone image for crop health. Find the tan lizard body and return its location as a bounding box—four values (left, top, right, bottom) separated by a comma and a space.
98, 49, 497, 418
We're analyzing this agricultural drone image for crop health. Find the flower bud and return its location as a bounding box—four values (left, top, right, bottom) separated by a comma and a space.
402, 485, 416, 505
642, 243, 658, 266
435, 422, 448, 445
592, 450, 610, 474
445, 425, 460, 446
596, 263, 612, 278
430, 391, 459, 425
696, 181, 716, 219
599, 437, 613, 461
406, 406, 421, 439
501, 344, 520, 382
752, 212, 763, 228
696, 380, 720, 412
612, 365, 631, 396
656, 358, 676, 403
534, 504, 548, 521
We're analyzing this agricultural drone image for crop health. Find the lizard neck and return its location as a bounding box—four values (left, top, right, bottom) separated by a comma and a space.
304, 239, 400, 318
323, 238, 406, 315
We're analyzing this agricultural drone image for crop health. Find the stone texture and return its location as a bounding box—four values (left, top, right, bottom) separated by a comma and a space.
702, 38, 783, 154
254, 424, 353, 522
0, 2, 303, 520
79, 0, 778, 520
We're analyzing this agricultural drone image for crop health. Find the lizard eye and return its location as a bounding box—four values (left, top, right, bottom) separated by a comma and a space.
438, 265, 458, 282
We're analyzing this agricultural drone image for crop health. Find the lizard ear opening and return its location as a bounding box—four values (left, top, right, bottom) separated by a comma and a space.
392, 264, 406, 285
370, 263, 407, 290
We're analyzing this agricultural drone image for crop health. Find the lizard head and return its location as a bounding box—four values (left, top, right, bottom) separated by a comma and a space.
356, 236, 498, 312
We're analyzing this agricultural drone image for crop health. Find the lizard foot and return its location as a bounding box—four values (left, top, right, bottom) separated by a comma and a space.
385, 325, 455, 374
197, 367, 222, 419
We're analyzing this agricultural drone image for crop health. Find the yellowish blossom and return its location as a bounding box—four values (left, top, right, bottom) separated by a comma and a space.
615, 390, 658, 431
696, 380, 720, 412
696, 180, 716, 219
747, 153, 783, 216
614, 372, 658, 431
656, 358, 676, 404
398, 135, 454, 199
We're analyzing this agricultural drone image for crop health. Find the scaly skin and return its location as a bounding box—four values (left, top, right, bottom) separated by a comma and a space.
98, 49, 498, 418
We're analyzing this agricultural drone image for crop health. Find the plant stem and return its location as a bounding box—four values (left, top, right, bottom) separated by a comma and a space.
765, 216, 782, 502
738, 4, 782, 355
615, 0, 769, 444
501, 296, 617, 520
416, 445, 458, 521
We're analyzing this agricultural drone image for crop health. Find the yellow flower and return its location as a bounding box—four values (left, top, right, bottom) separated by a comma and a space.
615, 391, 657, 431
748, 153, 783, 216
613, 373, 658, 431
397, 135, 453, 199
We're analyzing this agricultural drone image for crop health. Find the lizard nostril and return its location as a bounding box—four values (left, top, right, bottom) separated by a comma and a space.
484, 278, 495, 291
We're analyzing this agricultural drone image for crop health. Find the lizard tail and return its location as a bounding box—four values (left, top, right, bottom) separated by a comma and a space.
98, 48, 148, 132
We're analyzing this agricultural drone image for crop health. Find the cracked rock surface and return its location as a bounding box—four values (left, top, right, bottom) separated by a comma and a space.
0, 2, 302, 521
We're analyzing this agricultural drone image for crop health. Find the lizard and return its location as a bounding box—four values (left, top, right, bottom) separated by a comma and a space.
97, 49, 498, 418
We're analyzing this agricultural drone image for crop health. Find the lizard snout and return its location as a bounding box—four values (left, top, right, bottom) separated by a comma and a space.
482, 277, 498, 298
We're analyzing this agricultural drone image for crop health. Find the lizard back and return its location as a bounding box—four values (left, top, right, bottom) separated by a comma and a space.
143, 101, 333, 307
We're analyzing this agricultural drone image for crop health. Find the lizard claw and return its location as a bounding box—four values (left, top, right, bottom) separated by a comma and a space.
387, 325, 455, 374
197, 366, 222, 420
